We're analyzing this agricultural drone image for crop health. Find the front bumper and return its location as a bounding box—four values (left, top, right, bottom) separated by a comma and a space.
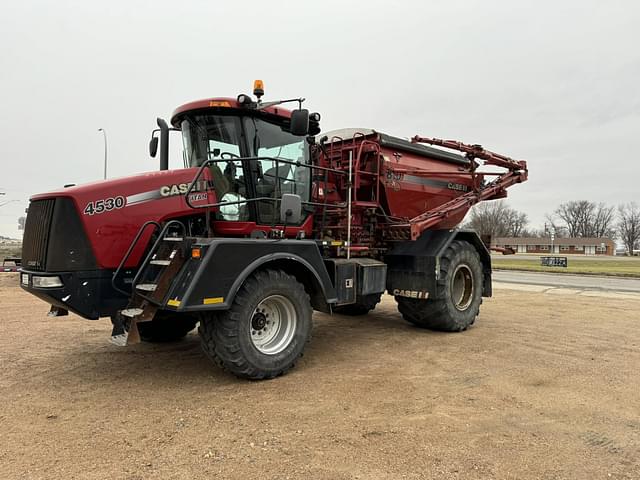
20, 269, 129, 320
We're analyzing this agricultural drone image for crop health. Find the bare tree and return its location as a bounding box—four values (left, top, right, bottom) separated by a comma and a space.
526, 227, 547, 238
466, 201, 529, 238
543, 214, 568, 238
554, 201, 589, 237
553, 201, 616, 238
466, 202, 505, 237
591, 203, 616, 238
618, 202, 640, 255
504, 209, 529, 237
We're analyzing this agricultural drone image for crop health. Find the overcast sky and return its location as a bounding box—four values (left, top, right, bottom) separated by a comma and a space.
1, 0, 638, 238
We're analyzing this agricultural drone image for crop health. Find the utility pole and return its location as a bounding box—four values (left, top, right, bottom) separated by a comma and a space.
545, 222, 556, 253
98, 128, 108, 179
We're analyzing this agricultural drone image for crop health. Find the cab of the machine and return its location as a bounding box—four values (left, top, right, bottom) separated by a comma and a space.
163, 87, 320, 236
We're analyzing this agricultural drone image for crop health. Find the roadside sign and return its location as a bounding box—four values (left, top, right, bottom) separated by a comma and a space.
541, 256, 568, 267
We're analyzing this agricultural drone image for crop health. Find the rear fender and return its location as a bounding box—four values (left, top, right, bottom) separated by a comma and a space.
384, 229, 492, 300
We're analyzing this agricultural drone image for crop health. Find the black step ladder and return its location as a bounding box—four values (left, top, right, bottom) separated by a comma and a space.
110, 221, 189, 346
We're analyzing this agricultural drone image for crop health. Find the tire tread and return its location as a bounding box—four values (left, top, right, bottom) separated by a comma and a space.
199, 269, 311, 380
396, 240, 483, 332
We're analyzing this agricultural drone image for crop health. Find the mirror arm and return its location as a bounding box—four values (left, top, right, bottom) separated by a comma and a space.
256, 97, 305, 110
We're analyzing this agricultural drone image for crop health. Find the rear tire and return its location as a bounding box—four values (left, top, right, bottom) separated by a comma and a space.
396, 240, 483, 332
199, 269, 312, 380
334, 293, 382, 316
137, 313, 198, 342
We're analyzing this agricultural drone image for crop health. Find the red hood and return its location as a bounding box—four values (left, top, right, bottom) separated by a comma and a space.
30, 167, 215, 269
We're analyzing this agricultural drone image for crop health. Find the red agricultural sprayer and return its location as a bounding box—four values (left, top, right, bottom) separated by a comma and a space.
20, 81, 527, 379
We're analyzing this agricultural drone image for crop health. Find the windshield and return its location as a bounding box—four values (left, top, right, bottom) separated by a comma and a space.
245, 117, 308, 161
181, 114, 243, 168
244, 117, 310, 200
179, 112, 311, 224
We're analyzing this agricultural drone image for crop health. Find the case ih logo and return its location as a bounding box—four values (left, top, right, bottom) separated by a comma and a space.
82, 180, 216, 213
393, 289, 429, 299
447, 182, 469, 192
160, 180, 212, 197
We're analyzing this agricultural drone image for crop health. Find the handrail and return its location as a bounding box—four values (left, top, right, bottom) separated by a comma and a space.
353, 139, 381, 203
131, 219, 187, 305
111, 221, 161, 296
184, 156, 346, 210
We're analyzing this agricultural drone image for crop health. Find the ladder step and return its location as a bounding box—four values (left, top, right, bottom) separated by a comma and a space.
110, 333, 128, 347
150, 260, 171, 266
164, 237, 183, 242
121, 308, 144, 317
136, 283, 157, 292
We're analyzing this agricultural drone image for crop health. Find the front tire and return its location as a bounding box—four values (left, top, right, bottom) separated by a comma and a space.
396, 240, 483, 332
199, 269, 312, 380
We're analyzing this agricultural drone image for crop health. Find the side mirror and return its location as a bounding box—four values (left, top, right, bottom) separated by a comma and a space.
149, 136, 158, 157
280, 193, 302, 224
290, 109, 309, 136
157, 118, 169, 171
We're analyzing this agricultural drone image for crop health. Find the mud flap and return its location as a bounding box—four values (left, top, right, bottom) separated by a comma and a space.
385, 229, 492, 299
48, 306, 68, 317
109, 314, 141, 346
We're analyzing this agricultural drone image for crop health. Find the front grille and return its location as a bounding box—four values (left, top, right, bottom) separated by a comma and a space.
22, 199, 56, 271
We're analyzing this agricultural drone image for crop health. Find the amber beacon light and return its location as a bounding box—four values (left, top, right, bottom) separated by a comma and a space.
253, 79, 264, 99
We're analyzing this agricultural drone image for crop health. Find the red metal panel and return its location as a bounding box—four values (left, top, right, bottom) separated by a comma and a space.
31, 168, 214, 269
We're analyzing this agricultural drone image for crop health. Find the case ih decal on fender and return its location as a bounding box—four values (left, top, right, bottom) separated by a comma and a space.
160, 183, 189, 197
121, 180, 213, 206
392, 289, 429, 299
188, 192, 208, 202
83, 196, 126, 215
161, 180, 212, 197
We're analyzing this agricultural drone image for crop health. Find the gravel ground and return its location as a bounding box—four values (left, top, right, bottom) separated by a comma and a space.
1, 272, 639, 479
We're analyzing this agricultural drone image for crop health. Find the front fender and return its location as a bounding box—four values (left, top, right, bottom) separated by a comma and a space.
165, 239, 337, 312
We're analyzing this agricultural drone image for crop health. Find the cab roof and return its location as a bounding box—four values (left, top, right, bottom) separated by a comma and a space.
171, 97, 294, 127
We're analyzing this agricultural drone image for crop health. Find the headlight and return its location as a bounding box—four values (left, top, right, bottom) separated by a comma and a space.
32, 276, 63, 288
21, 273, 29, 286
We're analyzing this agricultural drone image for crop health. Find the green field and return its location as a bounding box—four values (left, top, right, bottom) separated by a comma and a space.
492, 255, 640, 278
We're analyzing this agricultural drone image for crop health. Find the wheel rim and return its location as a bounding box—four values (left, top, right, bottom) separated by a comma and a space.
451, 264, 474, 311
250, 295, 297, 355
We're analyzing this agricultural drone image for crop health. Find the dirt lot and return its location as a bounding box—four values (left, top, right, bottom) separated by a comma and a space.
1, 273, 639, 480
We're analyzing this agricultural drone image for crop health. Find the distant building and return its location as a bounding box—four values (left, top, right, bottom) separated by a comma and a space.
493, 237, 615, 256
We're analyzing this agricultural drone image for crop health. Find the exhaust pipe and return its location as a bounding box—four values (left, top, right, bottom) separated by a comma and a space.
157, 118, 169, 171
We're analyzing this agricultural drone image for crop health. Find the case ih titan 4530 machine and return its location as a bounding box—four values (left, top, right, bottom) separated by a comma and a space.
20, 81, 527, 379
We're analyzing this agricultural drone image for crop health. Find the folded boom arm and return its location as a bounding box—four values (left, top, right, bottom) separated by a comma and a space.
406, 136, 528, 240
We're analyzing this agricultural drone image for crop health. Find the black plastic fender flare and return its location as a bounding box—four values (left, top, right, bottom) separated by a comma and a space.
225, 251, 338, 309
167, 239, 337, 312
384, 228, 492, 299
